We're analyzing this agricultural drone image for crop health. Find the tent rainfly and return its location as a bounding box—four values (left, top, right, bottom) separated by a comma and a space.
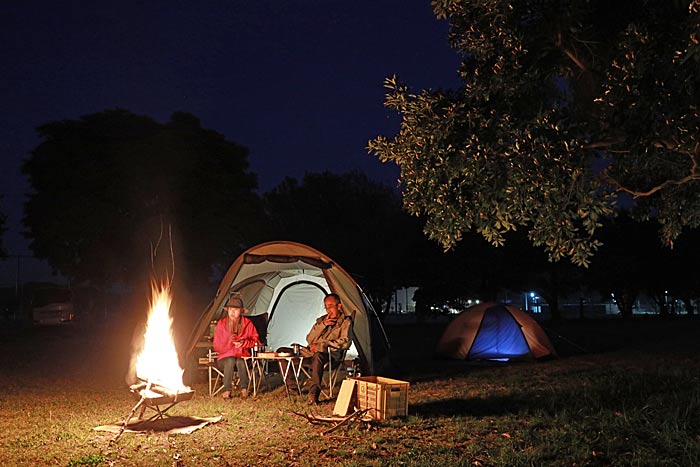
186, 241, 391, 375
435, 302, 557, 361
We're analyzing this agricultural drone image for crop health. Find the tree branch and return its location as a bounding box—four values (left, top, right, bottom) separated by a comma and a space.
323, 409, 371, 435
563, 48, 587, 71
289, 409, 372, 434
605, 150, 700, 198
555, 31, 587, 71
583, 137, 626, 150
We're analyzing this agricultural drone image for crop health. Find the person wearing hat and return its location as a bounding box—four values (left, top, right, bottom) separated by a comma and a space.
213, 293, 259, 399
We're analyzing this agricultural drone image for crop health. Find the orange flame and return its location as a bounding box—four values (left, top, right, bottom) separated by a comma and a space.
134, 281, 190, 393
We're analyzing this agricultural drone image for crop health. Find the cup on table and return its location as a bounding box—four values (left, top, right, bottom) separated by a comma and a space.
292, 343, 301, 356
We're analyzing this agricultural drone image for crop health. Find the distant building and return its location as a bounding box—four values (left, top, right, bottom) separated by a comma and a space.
388, 287, 417, 313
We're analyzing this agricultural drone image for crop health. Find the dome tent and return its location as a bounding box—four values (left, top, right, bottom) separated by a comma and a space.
436, 302, 557, 361
186, 241, 391, 375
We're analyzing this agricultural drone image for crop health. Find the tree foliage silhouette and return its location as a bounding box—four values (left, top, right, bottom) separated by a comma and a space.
23, 109, 261, 295
263, 170, 426, 312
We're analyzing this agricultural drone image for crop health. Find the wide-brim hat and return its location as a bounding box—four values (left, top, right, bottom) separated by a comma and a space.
225, 294, 244, 309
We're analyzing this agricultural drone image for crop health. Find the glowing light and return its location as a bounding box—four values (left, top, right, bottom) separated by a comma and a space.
134, 281, 190, 393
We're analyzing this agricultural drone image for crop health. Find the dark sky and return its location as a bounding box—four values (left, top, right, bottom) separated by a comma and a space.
1, 1, 460, 276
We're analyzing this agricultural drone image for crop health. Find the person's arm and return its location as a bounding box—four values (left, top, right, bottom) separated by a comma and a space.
240, 318, 260, 349
318, 317, 352, 352
212, 320, 230, 353
306, 318, 323, 346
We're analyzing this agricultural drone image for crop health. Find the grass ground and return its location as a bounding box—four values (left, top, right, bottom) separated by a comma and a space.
1, 314, 699, 466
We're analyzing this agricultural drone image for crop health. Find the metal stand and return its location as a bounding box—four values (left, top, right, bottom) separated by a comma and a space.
111, 381, 194, 444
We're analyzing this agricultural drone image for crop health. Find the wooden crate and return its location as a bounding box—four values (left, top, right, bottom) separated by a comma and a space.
350, 376, 409, 420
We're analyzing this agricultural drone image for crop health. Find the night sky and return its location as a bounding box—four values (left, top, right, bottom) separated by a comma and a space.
1, 1, 460, 280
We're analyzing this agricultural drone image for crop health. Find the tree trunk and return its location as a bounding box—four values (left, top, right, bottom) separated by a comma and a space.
540, 293, 560, 321
681, 297, 695, 317
613, 289, 637, 319
650, 291, 670, 317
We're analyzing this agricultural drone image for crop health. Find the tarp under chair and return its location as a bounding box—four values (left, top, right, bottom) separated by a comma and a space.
185, 241, 391, 375
435, 302, 557, 361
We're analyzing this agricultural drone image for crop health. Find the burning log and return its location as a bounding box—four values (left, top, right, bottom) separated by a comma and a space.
112, 281, 195, 443
130, 380, 195, 405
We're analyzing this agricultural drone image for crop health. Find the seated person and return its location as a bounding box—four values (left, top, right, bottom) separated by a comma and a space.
280, 292, 352, 404
213, 293, 259, 399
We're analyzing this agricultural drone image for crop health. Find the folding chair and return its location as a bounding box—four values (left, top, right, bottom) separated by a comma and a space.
199, 349, 248, 397
321, 345, 349, 399
198, 349, 224, 397
300, 344, 349, 400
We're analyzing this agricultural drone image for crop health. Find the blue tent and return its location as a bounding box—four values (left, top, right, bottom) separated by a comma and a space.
436, 302, 557, 361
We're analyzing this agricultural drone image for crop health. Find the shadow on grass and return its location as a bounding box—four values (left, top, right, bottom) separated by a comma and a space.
410, 395, 532, 418
386, 356, 520, 384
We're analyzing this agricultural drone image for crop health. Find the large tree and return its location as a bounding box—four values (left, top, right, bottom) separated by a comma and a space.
23, 109, 261, 303
369, 0, 700, 267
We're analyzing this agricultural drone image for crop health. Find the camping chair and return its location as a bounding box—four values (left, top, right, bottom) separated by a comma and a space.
248, 313, 270, 375
198, 349, 224, 397
300, 344, 349, 400
198, 349, 246, 397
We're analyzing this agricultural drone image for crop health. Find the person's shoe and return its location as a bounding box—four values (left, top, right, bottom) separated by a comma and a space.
240, 389, 248, 399
308, 387, 320, 405
221, 390, 231, 399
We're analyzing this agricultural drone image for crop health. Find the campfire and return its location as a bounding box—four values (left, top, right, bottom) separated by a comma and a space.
134, 280, 190, 393
115, 281, 194, 441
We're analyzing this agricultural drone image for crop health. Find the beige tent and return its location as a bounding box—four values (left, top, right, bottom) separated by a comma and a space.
185, 241, 390, 375
436, 302, 556, 361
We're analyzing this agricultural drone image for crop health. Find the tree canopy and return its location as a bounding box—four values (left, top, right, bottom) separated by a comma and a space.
369, 0, 700, 267
22, 109, 261, 296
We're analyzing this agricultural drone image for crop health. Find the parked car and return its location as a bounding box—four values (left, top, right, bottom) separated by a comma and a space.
31, 286, 74, 325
